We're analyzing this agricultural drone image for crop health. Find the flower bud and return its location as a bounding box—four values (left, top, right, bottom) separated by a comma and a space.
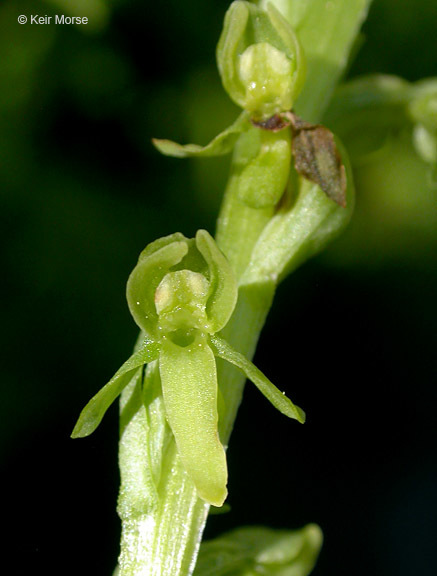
408, 80, 437, 164
408, 82, 437, 133
412, 124, 437, 164
217, 1, 305, 119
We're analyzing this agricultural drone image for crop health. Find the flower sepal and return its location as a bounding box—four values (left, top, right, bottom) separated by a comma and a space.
152, 112, 251, 158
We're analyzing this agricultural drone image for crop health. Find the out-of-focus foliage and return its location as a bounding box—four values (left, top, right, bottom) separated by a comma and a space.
194, 524, 322, 576
1, 1, 436, 576
323, 75, 437, 265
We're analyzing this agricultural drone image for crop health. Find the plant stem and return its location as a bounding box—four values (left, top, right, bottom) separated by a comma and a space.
117, 363, 210, 576
116, 147, 277, 575
116, 1, 372, 574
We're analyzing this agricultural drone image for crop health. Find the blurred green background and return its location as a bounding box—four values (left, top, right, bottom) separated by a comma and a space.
1, 1, 436, 575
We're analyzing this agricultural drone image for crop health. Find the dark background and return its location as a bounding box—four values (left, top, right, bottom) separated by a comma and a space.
1, 0, 436, 575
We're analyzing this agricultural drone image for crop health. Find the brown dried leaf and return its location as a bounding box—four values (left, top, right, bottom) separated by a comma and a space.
289, 112, 347, 207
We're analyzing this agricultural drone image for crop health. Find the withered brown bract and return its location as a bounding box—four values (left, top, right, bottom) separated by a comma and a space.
288, 112, 347, 207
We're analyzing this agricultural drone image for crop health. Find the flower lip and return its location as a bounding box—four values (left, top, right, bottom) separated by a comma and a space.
155, 269, 210, 334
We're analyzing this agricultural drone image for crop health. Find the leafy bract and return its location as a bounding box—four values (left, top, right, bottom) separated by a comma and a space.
269, 0, 374, 122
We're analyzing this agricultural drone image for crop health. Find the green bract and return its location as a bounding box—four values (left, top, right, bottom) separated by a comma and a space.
72, 230, 305, 507
216, 1, 305, 119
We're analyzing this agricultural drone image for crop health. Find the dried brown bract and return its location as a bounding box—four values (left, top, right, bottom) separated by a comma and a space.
287, 112, 347, 207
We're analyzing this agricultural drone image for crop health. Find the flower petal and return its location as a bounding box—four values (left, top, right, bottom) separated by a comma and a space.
210, 334, 305, 423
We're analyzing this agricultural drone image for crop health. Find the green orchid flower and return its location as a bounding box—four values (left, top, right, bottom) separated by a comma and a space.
152, 2, 348, 209
72, 230, 305, 507
217, 0, 306, 120
153, 0, 306, 161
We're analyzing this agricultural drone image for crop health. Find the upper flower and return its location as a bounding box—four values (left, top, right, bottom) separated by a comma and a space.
217, 1, 306, 120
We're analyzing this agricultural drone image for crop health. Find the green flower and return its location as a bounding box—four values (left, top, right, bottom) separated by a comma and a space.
217, 1, 306, 119
72, 230, 305, 506
152, 1, 306, 166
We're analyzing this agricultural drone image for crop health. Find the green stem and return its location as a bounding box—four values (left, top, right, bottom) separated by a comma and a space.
216, 281, 275, 442
116, 288, 276, 576
115, 132, 279, 574
215, 125, 290, 280
119, 442, 208, 576
215, 175, 273, 281
117, 363, 209, 576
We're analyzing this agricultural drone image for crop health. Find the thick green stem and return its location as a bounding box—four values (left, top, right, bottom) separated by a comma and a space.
117, 363, 210, 576
216, 126, 292, 279
215, 176, 273, 280
116, 283, 275, 576
216, 280, 275, 442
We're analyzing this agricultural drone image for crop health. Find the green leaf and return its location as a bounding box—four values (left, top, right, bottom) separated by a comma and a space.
210, 335, 305, 423
71, 338, 160, 438
261, 0, 373, 122
324, 75, 437, 167
325, 74, 411, 125
195, 229, 238, 333
194, 524, 323, 576
152, 113, 251, 158
159, 333, 228, 507
323, 74, 412, 162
